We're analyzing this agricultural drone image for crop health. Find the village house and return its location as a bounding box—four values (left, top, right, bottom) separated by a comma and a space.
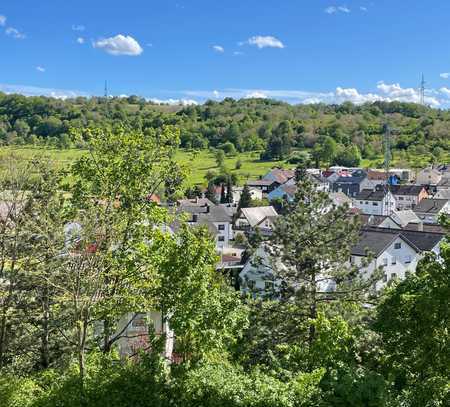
331, 170, 371, 197
177, 200, 233, 250
353, 189, 396, 216
416, 167, 442, 186
377, 210, 422, 229
351, 227, 444, 291
389, 184, 428, 211
232, 186, 263, 204
246, 179, 279, 194
235, 206, 278, 236
413, 198, 450, 224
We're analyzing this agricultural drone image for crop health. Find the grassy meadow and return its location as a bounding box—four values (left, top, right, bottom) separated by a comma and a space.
0, 146, 442, 186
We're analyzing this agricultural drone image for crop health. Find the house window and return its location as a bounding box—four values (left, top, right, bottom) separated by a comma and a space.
383, 273, 388, 282
373, 202, 378, 206
392, 257, 397, 265
360, 201, 363, 204
218, 224, 225, 231
391, 273, 397, 280
218, 236, 225, 242
405, 255, 411, 264
365, 201, 369, 204
399, 196, 404, 200
394, 242, 401, 249
350, 256, 355, 264
247, 280, 255, 289
405, 271, 411, 278
382, 258, 388, 267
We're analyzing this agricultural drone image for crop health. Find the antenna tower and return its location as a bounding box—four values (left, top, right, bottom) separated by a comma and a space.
104, 80, 108, 99
419, 74, 426, 105
383, 124, 393, 216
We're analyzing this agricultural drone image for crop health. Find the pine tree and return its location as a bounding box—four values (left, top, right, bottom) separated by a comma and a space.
237, 184, 252, 210
205, 182, 218, 204
241, 169, 380, 366
220, 183, 227, 204
226, 177, 233, 203
270, 174, 377, 343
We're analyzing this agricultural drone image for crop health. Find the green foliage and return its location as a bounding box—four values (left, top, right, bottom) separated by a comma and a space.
374, 242, 450, 406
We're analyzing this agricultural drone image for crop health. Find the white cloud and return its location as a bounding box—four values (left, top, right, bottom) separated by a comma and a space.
182, 81, 450, 107
149, 98, 198, 106
0, 83, 88, 99
439, 87, 450, 97
76, 37, 85, 44
93, 34, 143, 56
72, 24, 85, 31
36, 66, 45, 72
5, 27, 26, 39
360, 6, 368, 12
212, 45, 224, 53
213, 90, 220, 98
245, 91, 268, 99
325, 5, 351, 14
440, 72, 450, 79
243, 35, 284, 49
338, 6, 351, 13
0, 15, 6, 26
233, 51, 244, 56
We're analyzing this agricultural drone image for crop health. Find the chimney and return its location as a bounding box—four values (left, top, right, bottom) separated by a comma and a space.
417, 221, 423, 232
205, 204, 210, 214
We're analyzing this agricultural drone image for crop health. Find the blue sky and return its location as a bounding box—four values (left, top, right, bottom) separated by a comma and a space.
2, 0, 450, 106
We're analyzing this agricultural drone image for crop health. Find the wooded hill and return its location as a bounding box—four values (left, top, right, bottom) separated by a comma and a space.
0, 93, 449, 164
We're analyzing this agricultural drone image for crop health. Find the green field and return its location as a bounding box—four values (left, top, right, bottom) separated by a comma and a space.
0, 146, 285, 186
0, 146, 443, 186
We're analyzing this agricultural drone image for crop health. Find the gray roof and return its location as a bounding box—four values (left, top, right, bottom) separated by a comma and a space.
178, 203, 232, 223
240, 206, 278, 227
329, 192, 352, 207
246, 179, 276, 187
352, 227, 444, 256
352, 229, 399, 256
390, 185, 426, 196
413, 199, 448, 214
354, 189, 388, 201
177, 197, 215, 206
388, 210, 421, 227
400, 229, 445, 251
434, 189, 450, 200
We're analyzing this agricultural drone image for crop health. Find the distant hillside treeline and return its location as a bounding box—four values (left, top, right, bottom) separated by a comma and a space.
0, 93, 449, 164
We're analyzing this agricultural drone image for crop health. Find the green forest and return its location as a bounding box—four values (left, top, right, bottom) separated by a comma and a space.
0, 125, 448, 407
1, 93, 449, 169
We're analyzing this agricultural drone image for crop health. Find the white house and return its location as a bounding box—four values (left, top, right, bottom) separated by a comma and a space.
235, 206, 278, 235
353, 189, 396, 216
177, 202, 234, 250
351, 228, 444, 291
389, 185, 428, 211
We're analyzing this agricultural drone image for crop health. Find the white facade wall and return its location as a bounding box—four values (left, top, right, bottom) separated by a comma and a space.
352, 236, 442, 291
394, 194, 419, 211
214, 221, 233, 250
353, 193, 396, 216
